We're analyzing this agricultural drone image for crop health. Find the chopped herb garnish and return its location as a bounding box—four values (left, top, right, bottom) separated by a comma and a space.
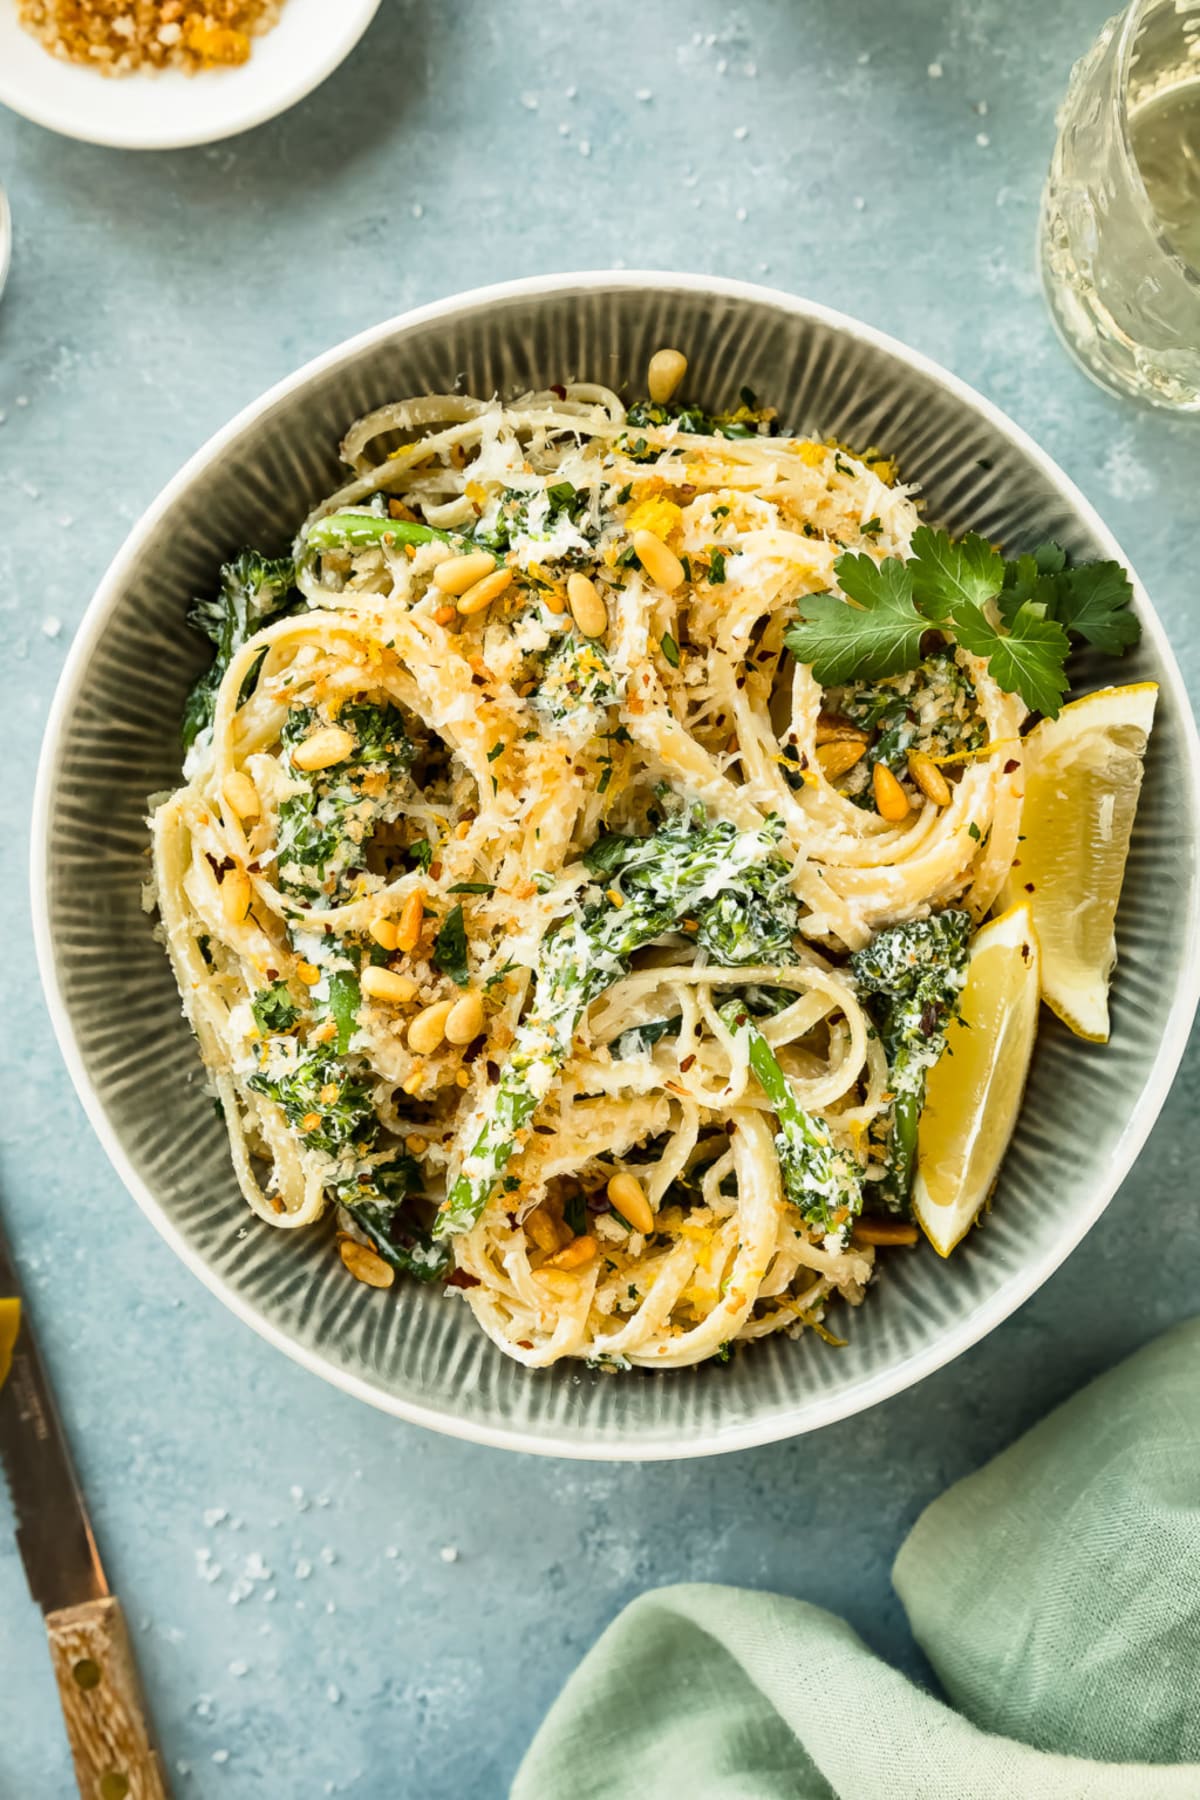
432, 904, 470, 986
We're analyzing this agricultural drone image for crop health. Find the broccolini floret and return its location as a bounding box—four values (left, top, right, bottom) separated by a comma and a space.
851, 910, 973, 1210
182, 550, 297, 751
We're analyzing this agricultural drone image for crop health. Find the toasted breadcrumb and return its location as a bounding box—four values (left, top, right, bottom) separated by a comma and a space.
17, 1, 285, 76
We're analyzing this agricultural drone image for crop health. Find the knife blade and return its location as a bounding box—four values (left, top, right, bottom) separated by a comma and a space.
0, 1209, 168, 1799
0, 1222, 108, 1615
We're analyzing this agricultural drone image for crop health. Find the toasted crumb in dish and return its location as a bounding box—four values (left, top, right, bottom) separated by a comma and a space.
17, 1, 286, 77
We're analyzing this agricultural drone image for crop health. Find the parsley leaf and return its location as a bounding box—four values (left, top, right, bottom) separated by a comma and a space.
785, 554, 926, 684
432, 903, 469, 987
660, 632, 681, 668
998, 546, 1139, 654
907, 526, 1004, 619
1048, 562, 1140, 654
950, 600, 1070, 719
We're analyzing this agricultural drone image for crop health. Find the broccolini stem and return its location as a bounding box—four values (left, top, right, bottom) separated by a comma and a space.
305, 511, 454, 553
720, 1000, 862, 1239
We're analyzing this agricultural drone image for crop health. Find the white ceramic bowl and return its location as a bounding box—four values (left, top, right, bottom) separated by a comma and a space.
31, 274, 1200, 1458
0, 0, 379, 149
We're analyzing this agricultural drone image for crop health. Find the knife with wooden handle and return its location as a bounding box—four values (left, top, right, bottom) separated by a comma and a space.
0, 1218, 168, 1800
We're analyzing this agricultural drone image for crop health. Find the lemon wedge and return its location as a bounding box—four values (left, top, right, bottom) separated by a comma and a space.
0, 1296, 19, 1391
999, 681, 1156, 1042
912, 903, 1041, 1257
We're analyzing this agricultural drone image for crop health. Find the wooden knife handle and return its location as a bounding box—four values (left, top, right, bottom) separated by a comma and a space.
45, 1596, 169, 1800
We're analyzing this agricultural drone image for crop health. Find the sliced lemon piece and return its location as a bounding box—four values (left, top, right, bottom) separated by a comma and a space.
913, 903, 1041, 1257
999, 681, 1156, 1043
0, 1297, 20, 1391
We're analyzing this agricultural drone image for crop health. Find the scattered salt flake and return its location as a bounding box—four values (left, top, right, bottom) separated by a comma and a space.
211, 1749, 230, 1766
564, 84, 577, 98
41, 616, 62, 638
976, 99, 989, 115
439, 1545, 460, 1564
411, 202, 423, 220
716, 57, 727, 74
21, 481, 40, 499
326, 1684, 342, 1705
976, 132, 990, 147
319, 1546, 336, 1566
195, 1550, 222, 1585
733, 124, 748, 140
853, 196, 866, 211
325, 1601, 336, 1614
558, 122, 570, 135
295, 1559, 312, 1580
176, 1765, 191, 1779
289, 1486, 309, 1512
264, 1589, 277, 1603
194, 1696, 214, 1720
16, 394, 29, 407
857, 51, 871, 64
578, 139, 591, 157
243, 1553, 271, 1581
203, 1507, 228, 1529
635, 87, 652, 101
928, 61, 943, 78
228, 1660, 248, 1678
227, 1578, 253, 1605
735, 206, 748, 222
385, 1546, 399, 1560
520, 92, 538, 111
745, 60, 757, 76
316, 1496, 331, 1509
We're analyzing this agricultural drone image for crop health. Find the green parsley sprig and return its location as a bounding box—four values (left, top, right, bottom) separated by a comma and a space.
784, 527, 1138, 719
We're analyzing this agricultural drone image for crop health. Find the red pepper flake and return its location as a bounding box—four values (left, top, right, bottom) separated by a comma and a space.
679, 1054, 696, 1073
550, 383, 567, 400
1024, 881, 1036, 893
446, 1268, 481, 1289
1003, 758, 1020, 773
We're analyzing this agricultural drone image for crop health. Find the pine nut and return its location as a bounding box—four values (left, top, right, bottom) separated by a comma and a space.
873, 760, 911, 821
408, 998, 455, 1056
290, 725, 355, 772
852, 1217, 920, 1247
567, 572, 608, 638
814, 712, 869, 747
445, 989, 484, 1045
525, 1209, 562, 1254
647, 347, 688, 405
633, 528, 685, 592
907, 750, 952, 808
395, 888, 425, 954
361, 966, 417, 1005
339, 1238, 395, 1288
546, 1234, 598, 1271
221, 867, 250, 925
531, 1267, 580, 1297
457, 567, 513, 616
222, 770, 260, 820
434, 550, 496, 595
369, 917, 398, 952
816, 740, 866, 779
607, 1172, 655, 1235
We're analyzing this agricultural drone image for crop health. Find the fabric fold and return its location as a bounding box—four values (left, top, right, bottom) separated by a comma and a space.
514, 1319, 1200, 1799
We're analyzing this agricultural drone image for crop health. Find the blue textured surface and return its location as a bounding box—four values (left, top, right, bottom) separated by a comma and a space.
1, 2, 1197, 1794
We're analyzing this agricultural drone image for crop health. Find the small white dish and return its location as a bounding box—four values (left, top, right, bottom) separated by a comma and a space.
0, 0, 380, 150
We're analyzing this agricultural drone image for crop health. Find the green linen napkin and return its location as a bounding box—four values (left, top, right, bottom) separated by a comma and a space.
514, 1319, 1200, 1799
